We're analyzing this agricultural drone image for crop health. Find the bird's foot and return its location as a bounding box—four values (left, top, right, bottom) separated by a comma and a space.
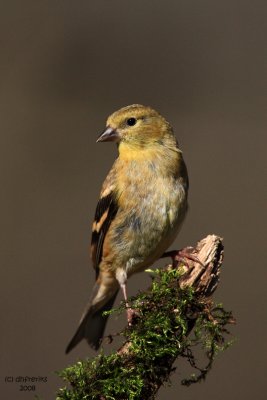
126, 307, 139, 326
161, 247, 203, 268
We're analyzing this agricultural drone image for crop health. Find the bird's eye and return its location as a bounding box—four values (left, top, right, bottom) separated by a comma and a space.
126, 118, 137, 126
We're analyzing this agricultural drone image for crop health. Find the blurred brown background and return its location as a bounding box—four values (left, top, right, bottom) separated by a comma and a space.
0, 1, 266, 399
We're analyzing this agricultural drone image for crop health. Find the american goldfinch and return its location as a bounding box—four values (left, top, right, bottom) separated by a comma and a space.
65, 104, 189, 353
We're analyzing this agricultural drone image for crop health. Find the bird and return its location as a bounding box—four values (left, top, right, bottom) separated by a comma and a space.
65, 104, 189, 353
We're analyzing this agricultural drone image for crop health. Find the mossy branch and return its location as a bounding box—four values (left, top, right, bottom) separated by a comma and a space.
57, 235, 234, 400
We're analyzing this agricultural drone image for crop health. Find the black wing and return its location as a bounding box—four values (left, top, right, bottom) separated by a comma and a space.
91, 191, 118, 277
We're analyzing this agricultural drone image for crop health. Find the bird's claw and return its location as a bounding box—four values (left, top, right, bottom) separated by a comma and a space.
161, 247, 204, 268
126, 307, 139, 326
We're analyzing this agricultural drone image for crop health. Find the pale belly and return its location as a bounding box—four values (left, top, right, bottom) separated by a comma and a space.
109, 178, 188, 275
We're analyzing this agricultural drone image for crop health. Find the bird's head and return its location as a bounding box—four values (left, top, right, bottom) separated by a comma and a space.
97, 104, 177, 153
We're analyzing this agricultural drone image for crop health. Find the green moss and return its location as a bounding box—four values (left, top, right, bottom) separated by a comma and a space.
57, 268, 234, 400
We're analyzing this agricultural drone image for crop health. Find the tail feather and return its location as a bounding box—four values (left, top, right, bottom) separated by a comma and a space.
65, 286, 118, 354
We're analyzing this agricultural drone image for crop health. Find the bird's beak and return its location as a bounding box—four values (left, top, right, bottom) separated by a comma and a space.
96, 126, 120, 143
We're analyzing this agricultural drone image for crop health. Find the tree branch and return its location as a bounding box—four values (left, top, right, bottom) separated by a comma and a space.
57, 235, 234, 400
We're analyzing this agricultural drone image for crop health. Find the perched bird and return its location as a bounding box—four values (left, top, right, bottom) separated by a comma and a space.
65, 104, 189, 353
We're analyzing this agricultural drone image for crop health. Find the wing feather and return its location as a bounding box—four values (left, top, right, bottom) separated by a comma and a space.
91, 188, 118, 277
